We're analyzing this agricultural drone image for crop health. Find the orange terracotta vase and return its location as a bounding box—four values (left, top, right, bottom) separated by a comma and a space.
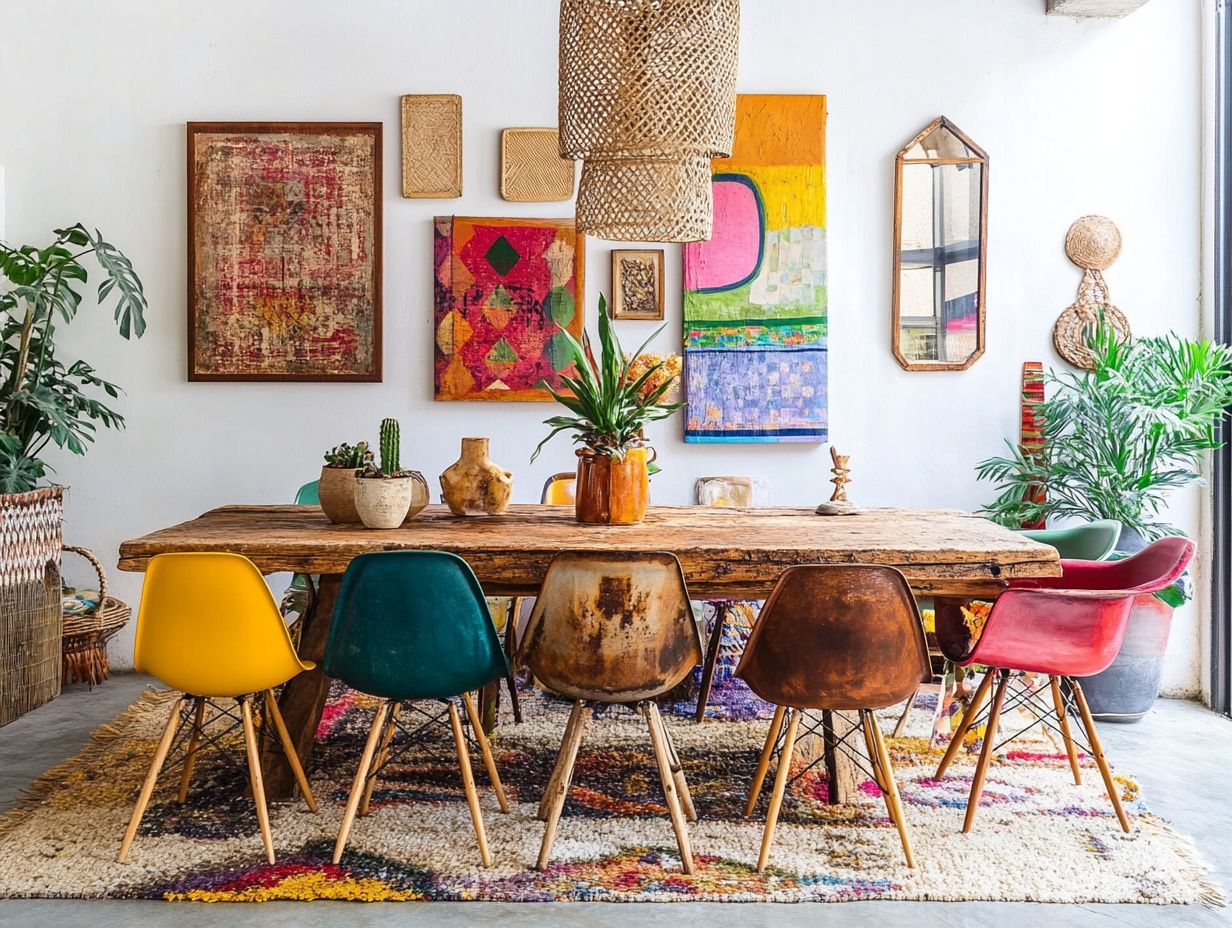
574, 447, 650, 525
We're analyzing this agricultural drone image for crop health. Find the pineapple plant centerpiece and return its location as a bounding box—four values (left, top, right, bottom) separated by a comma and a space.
532, 297, 682, 524
354, 419, 428, 529
317, 441, 372, 524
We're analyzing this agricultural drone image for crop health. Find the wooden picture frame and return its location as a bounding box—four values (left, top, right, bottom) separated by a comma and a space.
891, 116, 988, 372
610, 249, 665, 320
187, 122, 382, 382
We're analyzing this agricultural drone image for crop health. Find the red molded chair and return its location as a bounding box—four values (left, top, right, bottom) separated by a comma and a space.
933, 536, 1194, 833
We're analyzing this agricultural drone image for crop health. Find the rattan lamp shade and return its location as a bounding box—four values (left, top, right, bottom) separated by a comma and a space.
559, 0, 740, 242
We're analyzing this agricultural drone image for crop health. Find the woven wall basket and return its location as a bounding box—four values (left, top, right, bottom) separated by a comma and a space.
0, 486, 64, 727
1053, 215, 1131, 369
559, 0, 741, 242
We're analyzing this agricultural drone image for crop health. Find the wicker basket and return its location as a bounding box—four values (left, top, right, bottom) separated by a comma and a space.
61, 545, 132, 687
0, 487, 64, 727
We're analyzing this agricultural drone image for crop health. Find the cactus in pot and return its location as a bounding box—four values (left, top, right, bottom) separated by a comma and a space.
354, 418, 429, 528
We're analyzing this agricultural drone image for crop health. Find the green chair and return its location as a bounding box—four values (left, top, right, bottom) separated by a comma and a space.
1018, 520, 1122, 561
325, 551, 510, 868
294, 480, 320, 506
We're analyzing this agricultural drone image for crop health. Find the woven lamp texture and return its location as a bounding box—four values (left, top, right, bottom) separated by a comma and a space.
559, 0, 740, 242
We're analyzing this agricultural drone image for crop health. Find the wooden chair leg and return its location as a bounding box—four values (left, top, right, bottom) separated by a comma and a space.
359, 702, 399, 817
891, 688, 916, 738
694, 603, 728, 723
936, 667, 995, 779
757, 707, 800, 872
962, 670, 1010, 834
176, 698, 205, 803
117, 696, 186, 863
860, 711, 889, 793
1050, 676, 1083, 786
537, 701, 590, 869
240, 697, 276, 865
650, 702, 697, 823
1071, 679, 1131, 832
449, 701, 493, 867
461, 691, 509, 813
333, 701, 390, 865
644, 702, 696, 874
504, 597, 523, 724
744, 704, 786, 817
866, 709, 916, 868
539, 700, 585, 821
264, 690, 318, 812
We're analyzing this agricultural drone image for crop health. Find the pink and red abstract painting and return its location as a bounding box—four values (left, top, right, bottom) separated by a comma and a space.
434, 216, 584, 402
188, 123, 382, 381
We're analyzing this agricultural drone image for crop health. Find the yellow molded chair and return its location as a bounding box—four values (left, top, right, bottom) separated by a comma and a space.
540, 472, 576, 506
118, 552, 318, 865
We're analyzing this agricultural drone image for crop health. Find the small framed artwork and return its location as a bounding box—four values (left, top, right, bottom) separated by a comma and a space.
610, 249, 665, 320
187, 122, 382, 381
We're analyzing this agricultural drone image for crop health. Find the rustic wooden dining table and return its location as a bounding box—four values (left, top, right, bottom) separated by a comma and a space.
118, 503, 1060, 801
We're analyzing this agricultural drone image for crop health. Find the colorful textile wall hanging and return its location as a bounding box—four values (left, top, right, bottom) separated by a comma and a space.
187, 122, 382, 382
682, 95, 827, 443
1020, 361, 1047, 529
434, 216, 584, 402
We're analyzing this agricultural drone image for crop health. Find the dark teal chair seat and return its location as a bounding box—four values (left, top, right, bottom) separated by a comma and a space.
324, 551, 510, 868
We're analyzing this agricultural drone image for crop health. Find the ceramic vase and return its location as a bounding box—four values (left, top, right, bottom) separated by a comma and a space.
318, 465, 362, 523
354, 474, 416, 529
574, 446, 650, 525
401, 471, 431, 523
440, 437, 513, 515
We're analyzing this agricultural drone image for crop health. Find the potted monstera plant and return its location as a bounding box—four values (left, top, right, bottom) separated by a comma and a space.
532, 296, 682, 525
977, 323, 1232, 719
0, 224, 146, 721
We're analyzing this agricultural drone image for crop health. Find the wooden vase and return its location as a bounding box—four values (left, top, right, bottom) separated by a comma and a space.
575, 447, 650, 525
440, 437, 514, 516
318, 465, 362, 523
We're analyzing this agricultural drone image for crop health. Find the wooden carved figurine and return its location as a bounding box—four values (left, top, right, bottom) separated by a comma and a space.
829, 447, 851, 503
440, 437, 514, 516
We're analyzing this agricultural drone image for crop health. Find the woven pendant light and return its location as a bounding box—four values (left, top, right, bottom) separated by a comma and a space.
559, 0, 740, 243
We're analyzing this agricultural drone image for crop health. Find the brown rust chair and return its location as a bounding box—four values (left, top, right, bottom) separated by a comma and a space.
737, 565, 931, 871
517, 551, 704, 873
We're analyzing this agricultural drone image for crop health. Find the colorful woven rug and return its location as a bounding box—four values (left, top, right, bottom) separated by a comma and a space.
0, 680, 1222, 905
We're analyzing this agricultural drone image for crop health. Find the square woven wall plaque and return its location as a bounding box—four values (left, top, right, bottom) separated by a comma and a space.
500, 128, 575, 202
401, 94, 462, 198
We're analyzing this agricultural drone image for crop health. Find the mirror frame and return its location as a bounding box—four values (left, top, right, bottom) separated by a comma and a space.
892, 116, 988, 372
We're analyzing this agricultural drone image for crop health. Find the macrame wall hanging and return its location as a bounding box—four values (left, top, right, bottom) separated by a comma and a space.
1052, 215, 1131, 369
558, 0, 741, 243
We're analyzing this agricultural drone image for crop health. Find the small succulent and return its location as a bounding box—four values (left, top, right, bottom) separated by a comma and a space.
360, 418, 408, 478
323, 442, 373, 469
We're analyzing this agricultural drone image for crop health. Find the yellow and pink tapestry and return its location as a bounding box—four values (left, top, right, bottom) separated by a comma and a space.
434, 216, 584, 402
683, 95, 827, 443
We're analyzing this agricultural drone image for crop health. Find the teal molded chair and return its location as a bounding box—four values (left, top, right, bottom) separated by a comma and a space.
325, 551, 510, 867
295, 481, 320, 506
1018, 520, 1122, 561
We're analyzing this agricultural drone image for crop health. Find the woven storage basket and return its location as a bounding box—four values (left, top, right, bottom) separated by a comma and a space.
0, 486, 64, 727
558, 0, 740, 242
61, 545, 131, 687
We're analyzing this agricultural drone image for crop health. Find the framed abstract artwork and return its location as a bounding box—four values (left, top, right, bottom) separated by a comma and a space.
610, 249, 665, 320
682, 95, 828, 442
187, 122, 382, 382
434, 216, 584, 401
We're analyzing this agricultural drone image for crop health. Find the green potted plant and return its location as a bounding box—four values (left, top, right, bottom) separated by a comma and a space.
977, 323, 1232, 718
0, 223, 147, 721
318, 442, 372, 524
532, 296, 682, 524
354, 419, 427, 529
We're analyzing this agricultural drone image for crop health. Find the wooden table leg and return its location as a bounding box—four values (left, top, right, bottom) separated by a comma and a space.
821, 709, 863, 805
261, 573, 341, 800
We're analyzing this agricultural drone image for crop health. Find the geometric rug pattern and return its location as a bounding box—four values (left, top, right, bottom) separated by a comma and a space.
0, 680, 1222, 905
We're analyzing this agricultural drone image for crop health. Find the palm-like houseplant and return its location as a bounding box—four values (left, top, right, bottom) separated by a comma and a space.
977, 323, 1232, 541
0, 224, 147, 493
533, 296, 682, 524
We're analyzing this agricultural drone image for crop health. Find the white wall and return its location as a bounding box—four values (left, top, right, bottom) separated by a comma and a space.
0, 0, 1206, 692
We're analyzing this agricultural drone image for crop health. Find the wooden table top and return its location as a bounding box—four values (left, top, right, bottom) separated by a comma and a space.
117, 504, 1061, 598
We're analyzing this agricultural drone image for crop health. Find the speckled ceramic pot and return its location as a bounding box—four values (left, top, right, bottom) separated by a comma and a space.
318, 465, 362, 524
354, 474, 415, 529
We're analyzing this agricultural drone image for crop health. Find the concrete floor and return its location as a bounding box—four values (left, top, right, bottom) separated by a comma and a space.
0, 673, 1228, 927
